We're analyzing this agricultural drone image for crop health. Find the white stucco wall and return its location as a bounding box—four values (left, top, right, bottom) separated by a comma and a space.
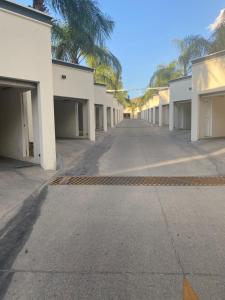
106, 93, 114, 127
169, 77, 192, 103
94, 85, 108, 105
169, 77, 192, 131
94, 85, 109, 131
0, 4, 56, 169
52, 62, 95, 141
192, 51, 225, 141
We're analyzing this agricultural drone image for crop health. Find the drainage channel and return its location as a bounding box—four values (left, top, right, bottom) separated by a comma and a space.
50, 176, 225, 186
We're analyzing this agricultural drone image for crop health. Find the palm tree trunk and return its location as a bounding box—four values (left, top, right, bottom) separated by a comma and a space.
33, 0, 46, 12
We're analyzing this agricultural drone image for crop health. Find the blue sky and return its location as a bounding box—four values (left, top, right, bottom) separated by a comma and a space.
20, 0, 224, 97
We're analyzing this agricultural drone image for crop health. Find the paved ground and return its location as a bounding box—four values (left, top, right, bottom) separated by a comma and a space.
1, 119, 225, 299
0, 138, 94, 232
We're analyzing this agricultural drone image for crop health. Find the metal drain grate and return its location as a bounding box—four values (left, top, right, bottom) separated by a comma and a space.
50, 176, 225, 186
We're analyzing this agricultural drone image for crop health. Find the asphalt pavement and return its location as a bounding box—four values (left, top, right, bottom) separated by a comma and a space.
2, 119, 225, 299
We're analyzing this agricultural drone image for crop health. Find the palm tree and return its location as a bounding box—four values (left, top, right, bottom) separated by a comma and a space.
52, 23, 121, 70
209, 10, 225, 53
34, 0, 114, 52
86, 46, 122, 76
149, 61, 182, 87
174, 35, 210, 75
210, 25, 225, 53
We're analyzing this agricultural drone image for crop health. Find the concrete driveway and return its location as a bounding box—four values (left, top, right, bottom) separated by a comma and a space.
1, 119, 225, 299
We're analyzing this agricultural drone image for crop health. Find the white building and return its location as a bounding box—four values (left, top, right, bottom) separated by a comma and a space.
94, 83, 110, 132
169, 76, 192, 131
152, 94, 160, 125
0, 0, 56, 170
192, 50, 225, 141
53, 59, 95, 141
0, 0, 124, 172
158, 88, 169, 127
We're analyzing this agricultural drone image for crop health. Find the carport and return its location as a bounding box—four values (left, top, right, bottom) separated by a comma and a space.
106, 92, 115, 127
169, 76, 192, 131
162, 105, 169, 125
152, 95, 160, 125
124, 113, 131, 119
151, 108, 154, 123
113, 108, 116, 126
173, 101, 191, 129
192, 51, 225, 141
0, 78, 40, 164
52, 60, 95, 141
199, 94, 225, 138
94, 83, 108, 132
155, 107, 159, 124
95, 104, 104, 131
107, 107, 112, 128
54, 97, 88, 138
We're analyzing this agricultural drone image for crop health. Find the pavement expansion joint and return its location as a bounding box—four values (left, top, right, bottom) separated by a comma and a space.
1, 269, 224, 277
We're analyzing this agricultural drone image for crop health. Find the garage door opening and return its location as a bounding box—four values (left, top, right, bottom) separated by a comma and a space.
107, 107, 111, 128
162, 104, 169, 126
54, 98, 88, 139
155, 107, 159, 124
113, 108, 116, 126
200, 94, 225, 139
0, 78, 39, 167
123, 113, 130, 119
95, 104, 104, 131
174, 101, 191, 130
151, 108, 153, 123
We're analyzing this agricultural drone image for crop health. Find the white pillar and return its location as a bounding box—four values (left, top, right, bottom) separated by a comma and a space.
87, 99, 95, 141
153, 107, 156, 124
37, 83, 56, 170
111, 107, 114, 127
31, 89, 40, 164
169, 101, 174, 131
159, 103, 163, 127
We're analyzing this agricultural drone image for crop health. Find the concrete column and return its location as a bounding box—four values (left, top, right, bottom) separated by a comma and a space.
31, 89, 40, 164
153, 107, 156, 124
87, 100, 95, 141
37, 83, 56, 170
159, 103, 163, 127
169, 101, 174, 131
110, 107, 114, 128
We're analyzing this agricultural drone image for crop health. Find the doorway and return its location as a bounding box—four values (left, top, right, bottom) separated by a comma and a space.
202, 99, 212, 137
